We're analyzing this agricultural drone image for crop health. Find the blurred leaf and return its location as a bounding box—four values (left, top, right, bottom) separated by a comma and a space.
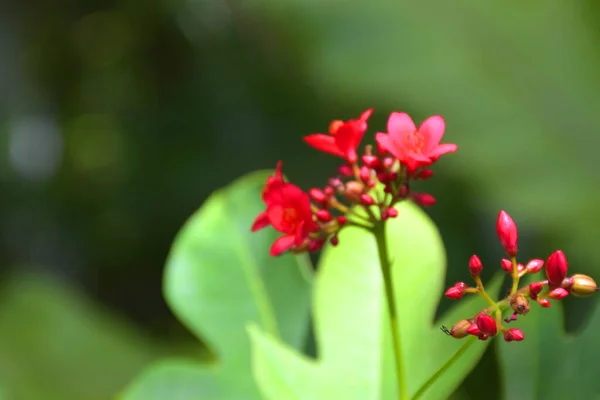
120, 171, 313, 400
0, 273, 165, 400
250, 201, 502, 399
498, 290, 600, 399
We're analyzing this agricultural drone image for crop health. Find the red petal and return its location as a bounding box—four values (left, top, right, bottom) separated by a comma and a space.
428, 143, 458, 158
294, 220, 306, 247
387, 112, 416, 142
251, 211, 270, 231
303, 134, 344, 157
359, 108, 374, 122
270, 235, 296, 256
418, 115, 445, 150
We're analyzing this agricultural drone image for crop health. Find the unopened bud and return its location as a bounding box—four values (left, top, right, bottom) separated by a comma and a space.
387, 207, 398, 218
359, 166, 371, 183
329, 235, 339, 246
510, 296, 530, 314
338, 164, 353, 176
538, 298, 551, 308
501, 258, 513, 273
315, 209, 333, 222
359, 193, 375, 206
449, 320, 471, 338
361, 155, 382, 169
469, 255, 483, 277
476, 314, 498, 336
546, 250, 568, 286
445, 282, 467, 300
337, 216, 347, 226
503, 328, 525, 342
548, 287, 569, 300
496, 210, 518, 257
411, 193, 436, 207
466, 323, 480, 336
416, 169, 434, 180
529, 282, 543, 296
525, 259, 544, 274
567, 274, 598, 297
344, 181, 365, 203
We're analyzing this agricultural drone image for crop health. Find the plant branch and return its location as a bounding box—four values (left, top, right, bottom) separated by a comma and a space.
374, 223, 408, 400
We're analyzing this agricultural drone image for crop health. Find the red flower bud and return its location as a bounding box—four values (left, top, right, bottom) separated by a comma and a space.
529, 282, 543, 296
548, 287, 569, 300
315, 209, 333, 222
359, 166, 371, 183
496, 210, 518, 257
525, 259, 544, 274
445, 283, 466, 300
411, 193, 436, 207
387, 207, 398, 218
503, 328, 524, 342
359, 193, 375, 206
338, 164, 353, 176
344, 181, 365, 203
469, 255, 483, 277
361, 154, 381, 169
309, 188, 327, 204
466, 323, 480, 336
337, 216, 347, 226
382, 157, 394, 169
538, 298, 551, 308
546, 250, 568, 286
330, 236, 339, 246
501, 258, 513, 273
476, 314, 498, 336
416, 169, 434, 180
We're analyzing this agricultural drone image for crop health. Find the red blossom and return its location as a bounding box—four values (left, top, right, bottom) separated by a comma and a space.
375, 112, 457, 172
303, 109, 373, 163
251, 163, 319, 256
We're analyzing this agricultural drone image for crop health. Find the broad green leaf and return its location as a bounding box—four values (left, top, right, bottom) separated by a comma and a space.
249, 201, 503, 400
0, 272, 165, 400
121, 171, 313, 400
498, 289, 600, 399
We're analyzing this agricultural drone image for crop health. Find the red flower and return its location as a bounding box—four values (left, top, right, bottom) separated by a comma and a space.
251, 163, 319, 256
304, 109, 373, 163
375, 112, 457, 172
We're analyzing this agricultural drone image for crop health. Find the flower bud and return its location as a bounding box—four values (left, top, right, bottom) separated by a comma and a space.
309, 188, 327, 204
529, 282, 543, 296
496, 210, 518, 257
503, 328, 525, 342
338, 164, 353, 176
449, 319, 471, 338
476, 314, 498, 336
315, 209, 333, 222
330, 235, 339, 246
510, 296, 530, 315
344, 181, 365, 203
525, 259, 544, 274
445, 282, 467, 300
359, 166, 371, 183
501, 258, 513, 273
469, 255, 483, 277
416, 169, 434, 180
466, 323, 480, 336
337, 216, 347, 226
411, 193, 436, 207
537, 298, 551, 308
359, 193, 375, 206
387, 207, 398, 218
361, 155, 382, 169
546, 250, 568, 286
568, 274, 598, 297
548, 287, 569, 300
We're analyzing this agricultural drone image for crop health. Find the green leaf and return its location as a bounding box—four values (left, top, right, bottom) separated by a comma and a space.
0, 272, 165, 400
121, 171, 313, 400
249, 201, 503, 400
498, 290, 600, 398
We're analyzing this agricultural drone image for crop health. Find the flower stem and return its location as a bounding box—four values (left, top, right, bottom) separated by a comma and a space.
374, 223, 408, 400
411, 336, 477, 400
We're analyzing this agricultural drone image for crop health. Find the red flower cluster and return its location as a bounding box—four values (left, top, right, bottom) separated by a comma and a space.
442, 210, 598, 342
252, 109, 458, 256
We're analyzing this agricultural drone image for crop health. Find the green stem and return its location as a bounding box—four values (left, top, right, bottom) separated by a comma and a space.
412, 336, 477, 400
374, 223, 408, 400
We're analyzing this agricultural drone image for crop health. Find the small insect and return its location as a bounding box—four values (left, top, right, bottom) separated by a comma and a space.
440, 325, 451, 336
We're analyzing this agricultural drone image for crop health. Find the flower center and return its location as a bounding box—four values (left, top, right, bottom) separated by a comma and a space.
402, 131, 425, 154
282, 207, 299, 227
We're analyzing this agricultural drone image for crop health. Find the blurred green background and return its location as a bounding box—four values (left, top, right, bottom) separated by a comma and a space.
2, 0, 600, 398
